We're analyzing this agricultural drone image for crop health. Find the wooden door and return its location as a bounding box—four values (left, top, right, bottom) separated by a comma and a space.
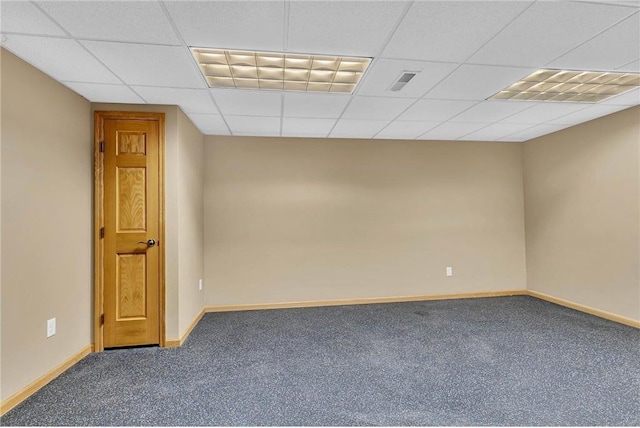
99, 115, 163, 348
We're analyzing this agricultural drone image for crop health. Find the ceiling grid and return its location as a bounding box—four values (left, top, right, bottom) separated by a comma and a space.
28, 0, 147, 103
327, 0, 415, 138
1, 0, 637, 142
158, 0, 232, 135
544, 9, 640, 68
372, 0, 536, 139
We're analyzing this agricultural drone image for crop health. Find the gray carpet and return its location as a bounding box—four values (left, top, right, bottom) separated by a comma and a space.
2, 296, 639, 426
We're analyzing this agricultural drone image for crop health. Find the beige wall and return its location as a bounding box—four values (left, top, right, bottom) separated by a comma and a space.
176, 110, 204, 337
523, 106, 640, 321
204, 136, 527, 306
1, 60, 206, 401
1, 49, 92, 401
0, 48, 3, 395
2, 41, 637, 409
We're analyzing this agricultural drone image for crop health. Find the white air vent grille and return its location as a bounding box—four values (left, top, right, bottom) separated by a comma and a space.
389, 72, 418, 92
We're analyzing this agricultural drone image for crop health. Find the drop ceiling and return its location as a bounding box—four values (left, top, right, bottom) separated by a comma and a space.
1, 0, 639, 142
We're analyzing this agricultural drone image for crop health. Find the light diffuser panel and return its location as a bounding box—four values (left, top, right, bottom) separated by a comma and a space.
490, 69, 640, 103
191, 48, 370, 93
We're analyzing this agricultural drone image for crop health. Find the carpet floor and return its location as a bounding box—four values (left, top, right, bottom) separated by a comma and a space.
2, 296, 639, 426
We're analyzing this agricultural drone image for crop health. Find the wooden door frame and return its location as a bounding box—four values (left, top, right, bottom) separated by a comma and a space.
93, 111, 166, 352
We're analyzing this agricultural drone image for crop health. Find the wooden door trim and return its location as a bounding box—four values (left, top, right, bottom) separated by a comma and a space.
94, 111, 166, 352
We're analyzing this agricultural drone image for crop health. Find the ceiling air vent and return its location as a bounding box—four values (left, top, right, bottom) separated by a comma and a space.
389, 72, 418, 91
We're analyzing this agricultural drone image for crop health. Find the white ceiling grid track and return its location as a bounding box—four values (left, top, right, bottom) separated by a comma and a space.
1, 0, 638, 142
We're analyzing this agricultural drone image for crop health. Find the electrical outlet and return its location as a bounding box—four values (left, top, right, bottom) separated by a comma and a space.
198, 279, 203, 291
47, 318, 56, 338
446, 266, 453, 277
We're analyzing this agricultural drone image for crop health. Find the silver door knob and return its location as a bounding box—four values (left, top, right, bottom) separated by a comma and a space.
138, 239, 156, 247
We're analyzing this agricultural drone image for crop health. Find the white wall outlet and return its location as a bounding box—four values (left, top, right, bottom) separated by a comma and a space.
198, 279, 203, 291
446, 266, 453, 277
47, 318, 56, 338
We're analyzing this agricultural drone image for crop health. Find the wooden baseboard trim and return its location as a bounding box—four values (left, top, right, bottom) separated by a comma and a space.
165, 308, 206, 348
1, 290, 635, 417
205, 290, 527, 313
205, 291, 638, 329
527, 290, 640, 328
181, 309, 205, 345
0, 344, 92, 416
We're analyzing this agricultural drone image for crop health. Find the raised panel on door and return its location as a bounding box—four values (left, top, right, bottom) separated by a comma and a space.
103, 119, 160, 348
117, 167, 146, 231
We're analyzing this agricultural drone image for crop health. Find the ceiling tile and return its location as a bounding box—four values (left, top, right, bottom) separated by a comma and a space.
0, 1, 66, 36
398, 99, 477, 122
186, 113, 230, 135
36, 1, 180, 45
225, 115, 281, 136
450, 100, 535, 123
165, 1, 285, 52
600, 87, 640, 105
132, 87, 217, 114
287, 1, 408, 56
499, 103, 590, 124
282, 118, 336, 137
357, 59, 458, 98
549, 13, 640, 71
82, 41, 203, 88
342, 96, 415, 120
2, 35, 120, 83
5, 0, 636, 141
547, 104, 632, 125
578, 0, 640, 7
496, 136, 527, 143
283, 93, 350, 118
498, 124, 570, 142
417, 122, 489, 140
382, 1, 531, 62
425, 64, 534, 101
375, 121, 440, 139
62, 82, 144, 103
461, 123, 534, 141
330, 119, 390, 138
469, 2, 636, 67
212, 90, 282, 117
616, 58, 640, 71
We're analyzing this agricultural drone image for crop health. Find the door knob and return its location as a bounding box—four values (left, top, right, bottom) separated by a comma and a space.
138, 239, 156, 247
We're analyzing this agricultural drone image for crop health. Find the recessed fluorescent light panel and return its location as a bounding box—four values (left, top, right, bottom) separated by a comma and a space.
491, 69, 640, 103
191, 48, 371, 93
